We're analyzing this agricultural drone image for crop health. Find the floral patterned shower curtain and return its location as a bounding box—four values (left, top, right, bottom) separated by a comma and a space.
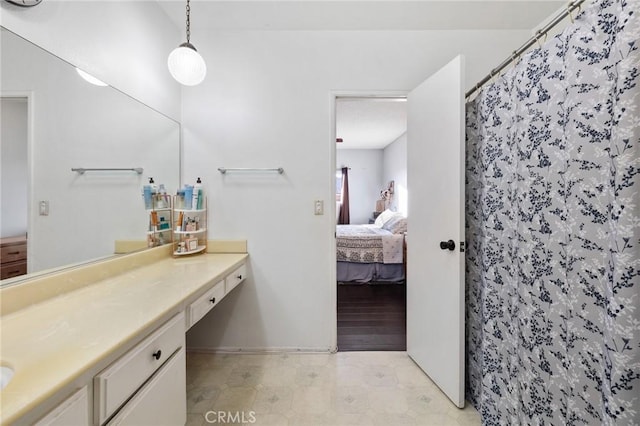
465, 0, 639, 424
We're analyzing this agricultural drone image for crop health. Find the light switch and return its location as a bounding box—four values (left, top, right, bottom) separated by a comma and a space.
314, 200, 324, 215
39, 201, 49, 216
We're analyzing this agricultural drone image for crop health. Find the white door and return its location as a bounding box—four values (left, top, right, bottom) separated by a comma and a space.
406, 55, 465, 408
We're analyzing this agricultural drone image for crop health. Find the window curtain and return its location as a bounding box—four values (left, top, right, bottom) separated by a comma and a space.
465, 1, 639, 424
338, 167, 350, 224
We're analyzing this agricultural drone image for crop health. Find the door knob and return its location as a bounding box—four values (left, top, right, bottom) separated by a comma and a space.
439, 240, 455, 251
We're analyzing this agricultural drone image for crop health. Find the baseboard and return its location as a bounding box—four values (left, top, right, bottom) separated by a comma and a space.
186, 346, 333, 354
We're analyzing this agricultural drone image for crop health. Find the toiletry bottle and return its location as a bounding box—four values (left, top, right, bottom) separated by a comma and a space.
192, 177, 202, 210
150, 211, 159, 231
184, 185, 193, 210
150, 177, 158, 208
176, 188, 185, 209
178, 212, 184, 231
143, 179, 153, 210
158, 183, 167, 208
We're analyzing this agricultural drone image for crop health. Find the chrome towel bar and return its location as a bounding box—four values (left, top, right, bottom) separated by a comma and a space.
217, 167, 284, 174
72, 167, 144, 175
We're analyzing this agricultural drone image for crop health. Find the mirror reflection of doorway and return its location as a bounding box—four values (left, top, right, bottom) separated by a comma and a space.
334, 96, 408, 351
1, 97, 28, 238
1, 96, 29, 279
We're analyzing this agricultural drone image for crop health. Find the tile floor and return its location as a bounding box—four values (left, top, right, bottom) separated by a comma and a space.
185, 351, 481, 426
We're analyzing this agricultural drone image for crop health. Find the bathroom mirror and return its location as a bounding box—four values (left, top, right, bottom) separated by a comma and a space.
0, 27, 180, 284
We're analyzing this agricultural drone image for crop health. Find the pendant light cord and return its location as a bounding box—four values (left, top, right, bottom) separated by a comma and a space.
185, 0, 191, 44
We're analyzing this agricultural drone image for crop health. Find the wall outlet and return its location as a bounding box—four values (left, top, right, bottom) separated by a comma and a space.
314, 200, 324, 215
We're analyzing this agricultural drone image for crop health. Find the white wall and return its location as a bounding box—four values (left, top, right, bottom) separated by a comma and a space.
184, 29, 533, 351
336, 149, 383, 224
383, 132, 408, 216
0, 1, 181, 120
1, 98, 28, 238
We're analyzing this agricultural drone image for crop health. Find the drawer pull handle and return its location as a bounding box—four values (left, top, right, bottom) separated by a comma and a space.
237, 274, 243, 280
209, 297, 216, 304
8, 251, 20, 255
152, 350, 162, 360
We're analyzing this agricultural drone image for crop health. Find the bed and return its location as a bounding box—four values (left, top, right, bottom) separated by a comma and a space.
337, 211, 407, 283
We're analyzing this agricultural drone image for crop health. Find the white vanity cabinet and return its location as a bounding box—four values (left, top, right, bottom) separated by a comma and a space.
187, 262, 248, 330
94, 313, 185, 425
225, 263, 247, 293
34, 387, 90, 426
2, 251, 250, 426
187, 279, 225, 329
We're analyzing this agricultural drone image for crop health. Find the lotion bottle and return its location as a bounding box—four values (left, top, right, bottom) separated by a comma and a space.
149, 177, 158, 193
148, 177, 158, 208
192, 177, 202, 210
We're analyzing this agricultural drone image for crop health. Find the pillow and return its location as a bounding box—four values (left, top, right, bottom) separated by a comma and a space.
382, 214, 407, 234
374, 209, 396, 227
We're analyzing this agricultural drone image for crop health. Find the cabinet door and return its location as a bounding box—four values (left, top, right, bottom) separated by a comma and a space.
35, 387, 89, 426
107, 348, 186, 426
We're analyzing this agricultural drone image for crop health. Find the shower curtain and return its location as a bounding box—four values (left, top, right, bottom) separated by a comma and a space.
465, 0, 639, 424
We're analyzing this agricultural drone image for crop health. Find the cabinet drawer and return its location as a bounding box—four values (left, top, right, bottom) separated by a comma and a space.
225, 263, 247, 294
94, 312, 185, 424
1, 243, 27, 263
106, 348, 185, 426
187, 280, 224, 329
1, 260, 27, 280
35, 387, 89, 426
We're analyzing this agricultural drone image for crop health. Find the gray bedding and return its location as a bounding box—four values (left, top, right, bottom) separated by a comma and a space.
337, 261, 405, 284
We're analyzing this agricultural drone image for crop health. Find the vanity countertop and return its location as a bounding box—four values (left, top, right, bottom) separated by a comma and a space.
0, 252, 248, 424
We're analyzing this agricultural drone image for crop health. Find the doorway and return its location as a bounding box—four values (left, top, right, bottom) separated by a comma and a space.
330, 57, 466, 408
333, 95, 408, 351
1, 96, 29, 238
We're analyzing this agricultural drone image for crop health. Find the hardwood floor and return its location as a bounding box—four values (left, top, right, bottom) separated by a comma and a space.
337, 283, 406, 351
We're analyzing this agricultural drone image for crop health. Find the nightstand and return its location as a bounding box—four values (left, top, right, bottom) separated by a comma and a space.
1, 235, 27, 279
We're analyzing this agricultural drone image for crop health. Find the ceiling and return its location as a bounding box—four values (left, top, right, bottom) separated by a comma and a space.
158, 0, 565, 149
336, 97, 407, 150
158, 1, 565, 32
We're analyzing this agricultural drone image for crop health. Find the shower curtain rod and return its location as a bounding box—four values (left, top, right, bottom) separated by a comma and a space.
466, 0, 588, 99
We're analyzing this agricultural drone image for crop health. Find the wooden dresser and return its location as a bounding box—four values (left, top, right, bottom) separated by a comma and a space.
1, 235, 27, 279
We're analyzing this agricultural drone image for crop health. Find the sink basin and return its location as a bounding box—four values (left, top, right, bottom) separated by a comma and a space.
1, 366, 14, 390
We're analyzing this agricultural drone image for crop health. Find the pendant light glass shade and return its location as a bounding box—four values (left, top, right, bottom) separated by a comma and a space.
76, 68, 108, 86
168, 0, 206, 86
168, 42, 207, 86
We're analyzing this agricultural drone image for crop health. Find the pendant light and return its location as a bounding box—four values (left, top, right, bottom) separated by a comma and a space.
76, 68, 108, 87
168, 0, 207, 86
